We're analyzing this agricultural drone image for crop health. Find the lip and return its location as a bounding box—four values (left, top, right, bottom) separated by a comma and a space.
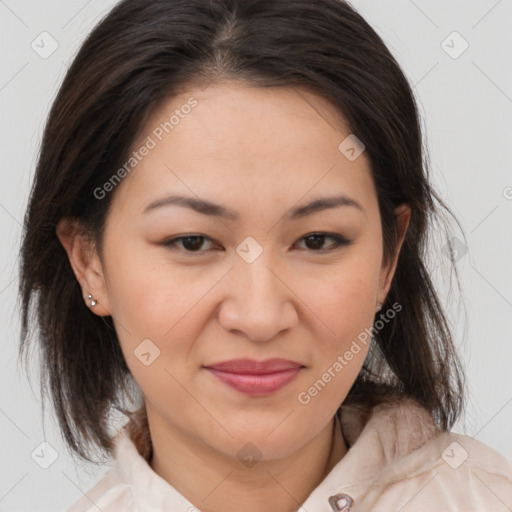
203, 358, 304, 396
204, 358, 303, 374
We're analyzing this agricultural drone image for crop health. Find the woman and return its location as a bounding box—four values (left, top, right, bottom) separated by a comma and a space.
18, 0, 512, 511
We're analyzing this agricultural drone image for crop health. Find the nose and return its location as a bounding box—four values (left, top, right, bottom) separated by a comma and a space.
217, 254, 298, 342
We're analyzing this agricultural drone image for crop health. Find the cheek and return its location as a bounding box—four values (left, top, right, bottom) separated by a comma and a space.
104, 246, 212, 369
104, 241, 188, 328
304, 257, 380, 334
329, 275, 377, 330
294, 252, 380, 387
295, 276, 376, 413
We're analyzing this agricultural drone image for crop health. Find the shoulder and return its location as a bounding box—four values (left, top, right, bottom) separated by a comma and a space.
64, 465, 134, 512
449, 431, 512, 475
340, 397, 512, 511
366, 430, 512, 512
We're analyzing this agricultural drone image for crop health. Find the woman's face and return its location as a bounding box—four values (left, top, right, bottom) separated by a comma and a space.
63, 81, 409, 461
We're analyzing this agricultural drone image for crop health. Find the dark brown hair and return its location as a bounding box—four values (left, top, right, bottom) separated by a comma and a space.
18, 0, 467, 464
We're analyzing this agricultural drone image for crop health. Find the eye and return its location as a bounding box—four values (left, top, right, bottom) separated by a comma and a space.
294, 232, 351, 252
161, 232, 350, 254
162, 235, 215, 253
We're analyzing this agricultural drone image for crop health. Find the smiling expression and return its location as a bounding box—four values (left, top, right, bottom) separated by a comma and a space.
76, 80, 408, 460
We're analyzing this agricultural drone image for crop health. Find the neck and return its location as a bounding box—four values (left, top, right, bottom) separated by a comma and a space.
147, 411, 347, 512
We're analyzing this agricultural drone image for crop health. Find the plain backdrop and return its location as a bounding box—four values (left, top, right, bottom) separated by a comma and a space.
1, 0, 511, 510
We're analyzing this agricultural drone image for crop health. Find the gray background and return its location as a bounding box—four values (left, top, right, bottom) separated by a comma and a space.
1, 0, 511, 510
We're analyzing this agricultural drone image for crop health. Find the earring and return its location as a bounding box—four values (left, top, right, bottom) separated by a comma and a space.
375, 302, 382, 312
87, 294, 97, 308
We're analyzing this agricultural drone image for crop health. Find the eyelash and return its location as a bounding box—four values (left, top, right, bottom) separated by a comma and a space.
161, 232, 351, 255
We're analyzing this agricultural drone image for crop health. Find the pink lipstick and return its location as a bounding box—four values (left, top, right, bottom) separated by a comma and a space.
203, 358, 303, 396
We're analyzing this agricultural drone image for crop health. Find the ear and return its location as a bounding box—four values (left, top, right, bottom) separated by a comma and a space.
377, 204, 411, 307
56, 217, 111, 316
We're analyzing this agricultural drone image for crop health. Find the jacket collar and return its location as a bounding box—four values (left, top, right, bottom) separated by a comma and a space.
114, 397, 441, 511
301, 398, 440, 510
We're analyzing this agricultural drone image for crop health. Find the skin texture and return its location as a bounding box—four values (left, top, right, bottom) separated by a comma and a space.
57, 81, 410, 512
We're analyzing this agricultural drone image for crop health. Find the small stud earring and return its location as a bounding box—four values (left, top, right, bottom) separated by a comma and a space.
87, 294, 97, 308
376, 302, 382, 312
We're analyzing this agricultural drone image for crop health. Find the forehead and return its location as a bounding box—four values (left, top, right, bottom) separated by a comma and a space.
110, 81, 376, 221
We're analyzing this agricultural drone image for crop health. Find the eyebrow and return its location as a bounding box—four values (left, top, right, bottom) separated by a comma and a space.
142, 193, 364, 221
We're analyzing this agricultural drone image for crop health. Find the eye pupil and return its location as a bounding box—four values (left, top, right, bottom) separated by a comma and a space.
304, 234, 325, 250
182, 236, 204, 251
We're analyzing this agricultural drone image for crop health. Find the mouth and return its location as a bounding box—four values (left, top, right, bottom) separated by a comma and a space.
203, 358, 304, 396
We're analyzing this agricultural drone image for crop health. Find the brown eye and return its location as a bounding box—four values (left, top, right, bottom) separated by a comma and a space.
161, 232, 350, 256
162, 235, 214, 253
296, 233, 350, 252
